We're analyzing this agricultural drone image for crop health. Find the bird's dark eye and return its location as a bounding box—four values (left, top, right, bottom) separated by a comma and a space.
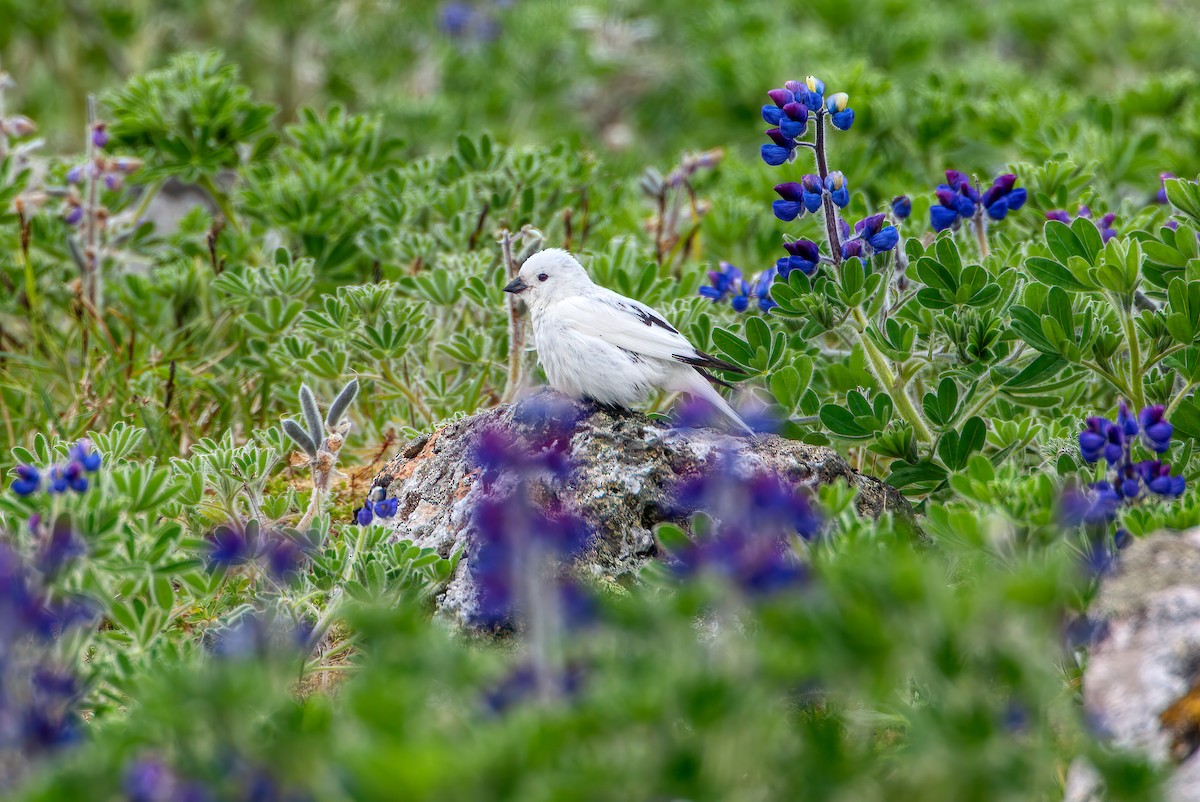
538, 273, 549, 282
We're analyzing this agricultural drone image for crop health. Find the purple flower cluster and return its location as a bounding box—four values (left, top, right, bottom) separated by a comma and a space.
930, 171, 1026, 232
699, 262, 777, 313
123, 753, 314, 802
205, 521, 317, 583
668, 451, 821, 597
1066, 403, 1184, 530
466, 395, 593, 628
9, 439, 102, 497
840, 213, 900, 260
759, 76, 854, 167
62, 122, 141, 226
1046, 206, 1117, 243
355, 489, 399, 527
0, 544, 93, 776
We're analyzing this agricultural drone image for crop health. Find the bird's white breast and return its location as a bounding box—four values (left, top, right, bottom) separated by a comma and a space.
531, 302, 667, 408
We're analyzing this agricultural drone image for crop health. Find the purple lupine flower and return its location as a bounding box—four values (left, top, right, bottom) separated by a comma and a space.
891, 195, 912, 220
824, 171, 849, 208
373, 497, 399, 518
90, 123, 109, 149
668, 450, 821, 597
850, 213, 900, 254
37, 516, 84, 577
825, 92, 854, 130
777, 238, 821, 277
1078, 417, 1123, 464
11, 464, 40, 496
1138, 405, 1172, 453
730, 279, 753, 312
1061, 482, 1123, 528
699, 262, 743, 302
1047, 207, 1118, 242
772, 182, 807, 221
65, 165, 85, 185
1116, 401, 1139, 438
1133, 460, 1186, 498
800, 174, 824, 212
262, 533, 311, 581
1157, 172, 1174, 204
979, 174, 1027, 220
69, 439, 102, 472
103, 172, 123, 191
356, 501, 374, 526
778, 100, 809, 139
1045, 210, 1071, 224
206, 525, 251, 569
63, 205, 83, 226
752, 268, 778, 312
760, 128, 796, 166
801, 76, 825, 110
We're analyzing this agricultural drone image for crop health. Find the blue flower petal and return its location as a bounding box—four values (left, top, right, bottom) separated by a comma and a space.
954, 196, 977, 218
986, 198, 1009, 220
829, 187, 850, 208
1007, 187, 1028, 211
772, 200, 805, 222
778, 116, 805, 139
867, 225, 899, 252
802, 191, 824, 213
830, 109, 855, 131
930, 205, 959, 231
761, 105, 785, 125
760, 144, 792, 166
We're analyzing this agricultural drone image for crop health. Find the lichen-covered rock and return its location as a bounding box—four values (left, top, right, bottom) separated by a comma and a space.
1065, 528, 1200, 802
369, 393, 912, 625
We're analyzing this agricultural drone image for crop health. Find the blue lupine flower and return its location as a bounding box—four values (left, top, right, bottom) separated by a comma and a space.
800, 174, 824, 212
356, 501, 374, 526
699, 262, 743, 302
979, 174, 1027, 220
1079, 417, 1120, 464
63, 205, 83, 226
1062, 482, 1123, 528
1138, 405, 1172, 453
891, 195, 912, 219
374, 497, 399, 518
825, 171, 849, 208
802, 75, 825, 110
37, 516, 84, 577
825, 92, 854, 130
1157, 172, 1174, 204
263, 533, 312, 581
772, 182, 807, 221
65, 165, 84, 185
779, 101, 809, 138
669, 450, 822, 597
207, 525, 251, 569
930, 186, 965, 231
69, 439, 102, 472
752, 269, 778, 312
760, 128, 796, 166
1134, 460, 1186, 498
91, 123, 108, 149
11, 464, 40, 496
731, 280, 753, 312
852, 213, 900, 253
777, 239, 821, 277
1116, 401, 1139, 437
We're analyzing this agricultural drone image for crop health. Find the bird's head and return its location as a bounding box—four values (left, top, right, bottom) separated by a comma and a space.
504, 248, 591, 307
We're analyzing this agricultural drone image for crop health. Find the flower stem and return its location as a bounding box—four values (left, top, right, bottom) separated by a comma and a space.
973, 214, 989, 259
851, 307, 933, 442
1166, 383, 1197, 418
812, 113, 843, 265
199, 174, 242, 233
1117, 301, 1146, 410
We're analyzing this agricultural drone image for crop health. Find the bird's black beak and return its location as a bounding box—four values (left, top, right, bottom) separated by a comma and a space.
503, 277, 528, 294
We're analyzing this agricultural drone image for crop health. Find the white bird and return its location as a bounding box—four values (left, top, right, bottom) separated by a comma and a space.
504, 248, 752, 433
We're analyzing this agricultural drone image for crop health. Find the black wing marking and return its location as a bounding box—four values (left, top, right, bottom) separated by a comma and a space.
627, 303, 680, 334
674, 350, 746, 375
696, 367, 736, 390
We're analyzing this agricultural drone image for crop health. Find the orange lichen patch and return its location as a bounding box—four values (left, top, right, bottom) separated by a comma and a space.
454, 479, 472, 501
1160, 681, 1200, 762
389, 431, 442, 484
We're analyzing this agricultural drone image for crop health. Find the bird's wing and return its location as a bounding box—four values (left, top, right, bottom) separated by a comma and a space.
553, 292, 745, 374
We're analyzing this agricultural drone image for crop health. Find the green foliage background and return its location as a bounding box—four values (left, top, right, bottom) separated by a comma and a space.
1, 0, 1200, 799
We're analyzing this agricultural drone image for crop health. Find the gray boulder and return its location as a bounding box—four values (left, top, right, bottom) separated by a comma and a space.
1066, 529, 1200, 802
369, 393, 913, 625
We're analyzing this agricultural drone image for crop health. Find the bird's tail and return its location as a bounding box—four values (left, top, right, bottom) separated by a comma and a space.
676, 369, 754, 435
